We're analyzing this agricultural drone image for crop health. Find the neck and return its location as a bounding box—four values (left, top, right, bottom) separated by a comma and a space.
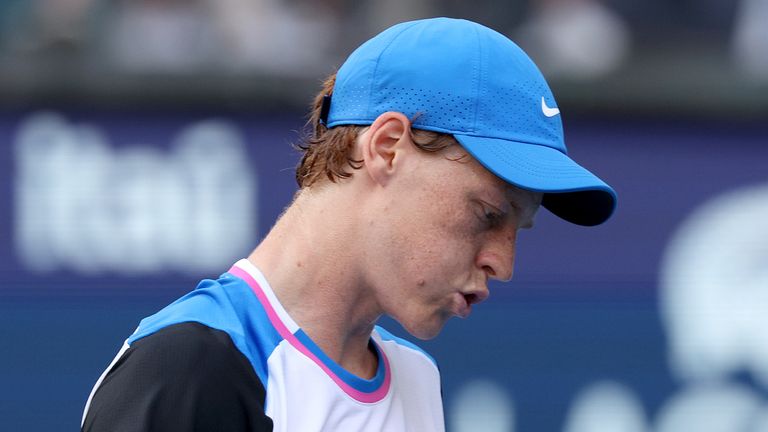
248, 187, 381, 378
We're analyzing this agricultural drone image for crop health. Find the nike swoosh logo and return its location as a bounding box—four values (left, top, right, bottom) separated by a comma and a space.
541, 97, 560, 117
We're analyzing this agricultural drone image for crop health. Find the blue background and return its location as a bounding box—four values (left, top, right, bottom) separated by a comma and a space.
1, 110, 766, 430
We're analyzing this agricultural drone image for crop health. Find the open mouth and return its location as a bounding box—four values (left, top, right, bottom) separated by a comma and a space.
455, 293, 473, 318
463, 293, 479, 306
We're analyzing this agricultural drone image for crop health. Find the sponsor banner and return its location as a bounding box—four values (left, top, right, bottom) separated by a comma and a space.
1, 110, 766, 431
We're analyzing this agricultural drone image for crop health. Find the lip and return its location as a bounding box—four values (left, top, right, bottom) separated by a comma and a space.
454, 293, 472, 318
453, 285, 490, 319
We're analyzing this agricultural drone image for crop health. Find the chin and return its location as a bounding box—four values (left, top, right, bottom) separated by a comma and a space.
400, 318, 446, 341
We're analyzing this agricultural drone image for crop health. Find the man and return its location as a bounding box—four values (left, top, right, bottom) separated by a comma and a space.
82, 17, 616, 432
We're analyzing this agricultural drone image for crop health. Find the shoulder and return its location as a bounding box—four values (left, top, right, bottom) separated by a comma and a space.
126, 272, 284, 383
83, 322, 273, 432
126, 321, 258, 378
127, 275, 249, 345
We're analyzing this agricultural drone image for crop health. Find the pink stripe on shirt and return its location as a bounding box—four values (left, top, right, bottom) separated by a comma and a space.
229, 265, 391, 404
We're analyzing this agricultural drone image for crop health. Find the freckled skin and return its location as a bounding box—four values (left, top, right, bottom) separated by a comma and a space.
250, 113, 541, 375
362, 145, 541, 340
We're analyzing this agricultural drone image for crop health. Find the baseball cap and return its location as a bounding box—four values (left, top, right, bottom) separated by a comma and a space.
324, 17, 617, 226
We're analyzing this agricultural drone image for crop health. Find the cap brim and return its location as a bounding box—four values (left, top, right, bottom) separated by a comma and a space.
454, 135, 617, 226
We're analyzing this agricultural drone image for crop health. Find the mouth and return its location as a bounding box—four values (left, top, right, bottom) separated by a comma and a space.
464, 293, 480, 309
454, 293, 475, 318
454, 287, 489, 319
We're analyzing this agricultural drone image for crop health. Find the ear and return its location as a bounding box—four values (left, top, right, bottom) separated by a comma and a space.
360, 112, 413, 187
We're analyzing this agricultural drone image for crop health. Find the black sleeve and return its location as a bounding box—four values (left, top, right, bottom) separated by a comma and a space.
82, 322, 274, 432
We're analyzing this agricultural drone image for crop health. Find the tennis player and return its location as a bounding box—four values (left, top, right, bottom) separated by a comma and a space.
82, 17, 616, 432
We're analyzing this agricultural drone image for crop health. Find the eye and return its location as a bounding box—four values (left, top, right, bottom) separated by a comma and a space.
482, 207, 505, 228
473, 199, 507, 231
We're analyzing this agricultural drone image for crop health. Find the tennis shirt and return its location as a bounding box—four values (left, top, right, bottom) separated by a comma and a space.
82, 259, 445, 431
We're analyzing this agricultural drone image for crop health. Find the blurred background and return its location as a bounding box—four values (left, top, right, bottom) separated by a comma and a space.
1, 1, 766, 431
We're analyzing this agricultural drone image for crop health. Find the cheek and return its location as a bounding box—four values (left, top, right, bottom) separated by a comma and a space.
369, 182, 480, 293
393, 215, 478, 287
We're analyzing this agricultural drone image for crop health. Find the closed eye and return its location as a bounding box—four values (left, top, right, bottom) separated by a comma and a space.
484, 209, 505, 228
477, 200, 506, 229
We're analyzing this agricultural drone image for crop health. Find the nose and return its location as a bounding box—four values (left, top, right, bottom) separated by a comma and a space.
476, 230, 516, 282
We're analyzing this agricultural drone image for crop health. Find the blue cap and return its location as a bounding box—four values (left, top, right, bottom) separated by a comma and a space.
326, 18, 617, 226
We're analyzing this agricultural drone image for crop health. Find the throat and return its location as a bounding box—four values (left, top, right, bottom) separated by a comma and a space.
309, 330, 380, 380
349, 341, 379, 380
340, 341, 379, 379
